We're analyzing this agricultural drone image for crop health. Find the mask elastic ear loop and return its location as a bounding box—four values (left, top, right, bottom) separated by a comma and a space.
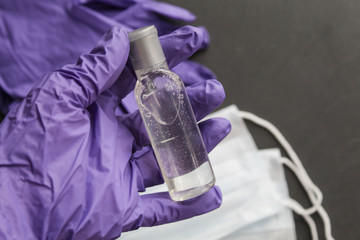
280, 198, 319, 240
238, 110, 334, 240
237, 111, 322, 210
280, 157, 334, 240
280, 157, 321, 215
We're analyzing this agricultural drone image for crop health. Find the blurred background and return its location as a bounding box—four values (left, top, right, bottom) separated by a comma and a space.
162, 0, 360, 239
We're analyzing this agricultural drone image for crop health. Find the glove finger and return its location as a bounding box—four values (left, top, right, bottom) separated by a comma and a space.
109, 25, 209, 101
81, 0, 137, 8
197, 26, 210, 49
187, 79, 225, 120
172, 60, 216, 86
142, 1, 196, 22
119, 79, 225, 148
163, 25, 209, 69
42, 26, 129, 109
200, 117, 231, 153
137, 186, 222, 228
111, 2, 199, 37
132, 118, 231, 189
96, 1, 195, 23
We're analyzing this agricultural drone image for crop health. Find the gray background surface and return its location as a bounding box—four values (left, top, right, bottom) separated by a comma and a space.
163, 0, 360, 239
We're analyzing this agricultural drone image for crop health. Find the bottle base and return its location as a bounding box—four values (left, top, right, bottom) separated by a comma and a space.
169, 179, 215, 201
167, 161, 216, 201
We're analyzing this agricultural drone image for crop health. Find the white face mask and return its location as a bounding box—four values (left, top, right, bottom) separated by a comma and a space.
122, 105, 335, 240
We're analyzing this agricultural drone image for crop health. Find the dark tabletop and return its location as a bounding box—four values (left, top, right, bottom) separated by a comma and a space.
163, 0, 360, 239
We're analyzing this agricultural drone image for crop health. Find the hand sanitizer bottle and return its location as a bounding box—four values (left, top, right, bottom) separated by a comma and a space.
129, 25, 215, 201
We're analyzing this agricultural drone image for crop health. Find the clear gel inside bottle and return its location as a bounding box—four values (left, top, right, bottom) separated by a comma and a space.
129, 26, 215, 201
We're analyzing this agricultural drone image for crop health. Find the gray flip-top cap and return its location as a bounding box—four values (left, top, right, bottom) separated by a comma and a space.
128, 25, 166, 71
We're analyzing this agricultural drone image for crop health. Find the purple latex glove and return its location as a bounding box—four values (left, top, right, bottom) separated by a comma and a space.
0, 0, 209, 114
0, 25, 230, 239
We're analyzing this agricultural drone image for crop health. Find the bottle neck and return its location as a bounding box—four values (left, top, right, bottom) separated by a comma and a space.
135, 60, 169, 79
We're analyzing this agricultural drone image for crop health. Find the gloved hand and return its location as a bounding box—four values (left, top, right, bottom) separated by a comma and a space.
0, 25, 231, 239
0, 0, 208, 114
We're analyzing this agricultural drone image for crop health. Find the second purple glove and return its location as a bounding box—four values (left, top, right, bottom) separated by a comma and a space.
0, 0, 209, 114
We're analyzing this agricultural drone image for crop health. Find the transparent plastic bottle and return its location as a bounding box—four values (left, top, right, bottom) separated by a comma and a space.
129, 26, 215, 201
